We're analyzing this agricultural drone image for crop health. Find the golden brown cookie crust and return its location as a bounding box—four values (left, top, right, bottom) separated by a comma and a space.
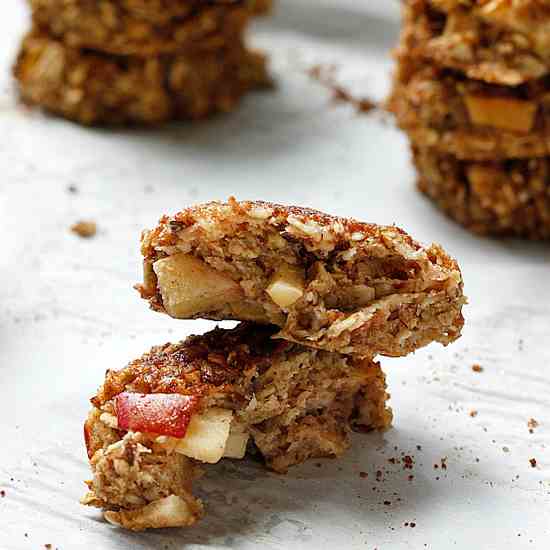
412, 146, 550, 239
13, 30, 270, 126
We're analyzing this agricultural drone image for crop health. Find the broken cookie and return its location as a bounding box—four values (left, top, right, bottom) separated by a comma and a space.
82, 323, 391, 530
137, 199, 465, 358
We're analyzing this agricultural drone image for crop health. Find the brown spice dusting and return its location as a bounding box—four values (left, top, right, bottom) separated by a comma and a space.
359, 471, 368, 479
469, 410, 478, 417
472, 364, 483, 373
307, 64, 377, 114
529, 458, 537, 468
71, 220, 97, 238
402, 455, 414, 470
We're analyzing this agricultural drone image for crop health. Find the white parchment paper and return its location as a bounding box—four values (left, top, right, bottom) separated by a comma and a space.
1, 1, 549, 548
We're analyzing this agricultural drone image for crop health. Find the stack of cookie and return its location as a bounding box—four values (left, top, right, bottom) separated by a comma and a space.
13, 0, 271, 125
81, 199, 466, 531
389, 0, 550, 239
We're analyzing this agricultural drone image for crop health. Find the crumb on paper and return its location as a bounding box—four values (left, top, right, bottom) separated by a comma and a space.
502, 446, 510, 453
528, 418, 539, 433
359, 471, 368, 479
307, 64, 377, 114
469, 410, 478, 417
472, 364, 483, 373
71, 220, 97, 238
529, 458, 537, 468
0, 489, 5, 497
67, 184, 78, 194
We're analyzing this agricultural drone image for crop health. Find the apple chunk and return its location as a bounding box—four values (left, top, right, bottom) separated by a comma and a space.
115, 392, 201, 438
464, 94, 537, 133
223, 424, 250, 459
174, 408, 233, 464
153, 253, 244, 318
266, 263, 305, 308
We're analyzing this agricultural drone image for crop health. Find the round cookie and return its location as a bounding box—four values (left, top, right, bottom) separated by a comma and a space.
413, 146, 550, 239
13, 31, 270, 126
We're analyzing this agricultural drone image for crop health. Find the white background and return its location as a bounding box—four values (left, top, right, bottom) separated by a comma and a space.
1, 1, 549, 548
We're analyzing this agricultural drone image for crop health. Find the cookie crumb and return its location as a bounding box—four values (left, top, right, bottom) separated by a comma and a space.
529, 458, 537, 468
307, 64, 377, 114
359, 471, 368, 479
471, 364, 483, 373
71, 220, 97, 238
527, 418, 539, 433
469, 410, 478, 417
0, 490, 5, 497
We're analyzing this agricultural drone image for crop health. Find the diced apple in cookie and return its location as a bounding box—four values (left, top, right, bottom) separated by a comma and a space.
104, 494, 200, 531
115, 392, 201, 438
266, 263, 305, 308
464, 94, 537, 133
153, 253, 243, 317
173, 408, 234, 464
223, 422, 250, 459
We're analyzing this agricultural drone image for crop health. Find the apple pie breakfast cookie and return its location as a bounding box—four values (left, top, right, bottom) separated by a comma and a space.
81, 323, 391, 530
14, 31, 269, 125
137, 199, 466, 358
400, 0, 550, 86
412, 146, 550, 239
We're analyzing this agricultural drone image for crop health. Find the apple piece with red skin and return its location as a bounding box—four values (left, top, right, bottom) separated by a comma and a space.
115, 392, 201, 438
